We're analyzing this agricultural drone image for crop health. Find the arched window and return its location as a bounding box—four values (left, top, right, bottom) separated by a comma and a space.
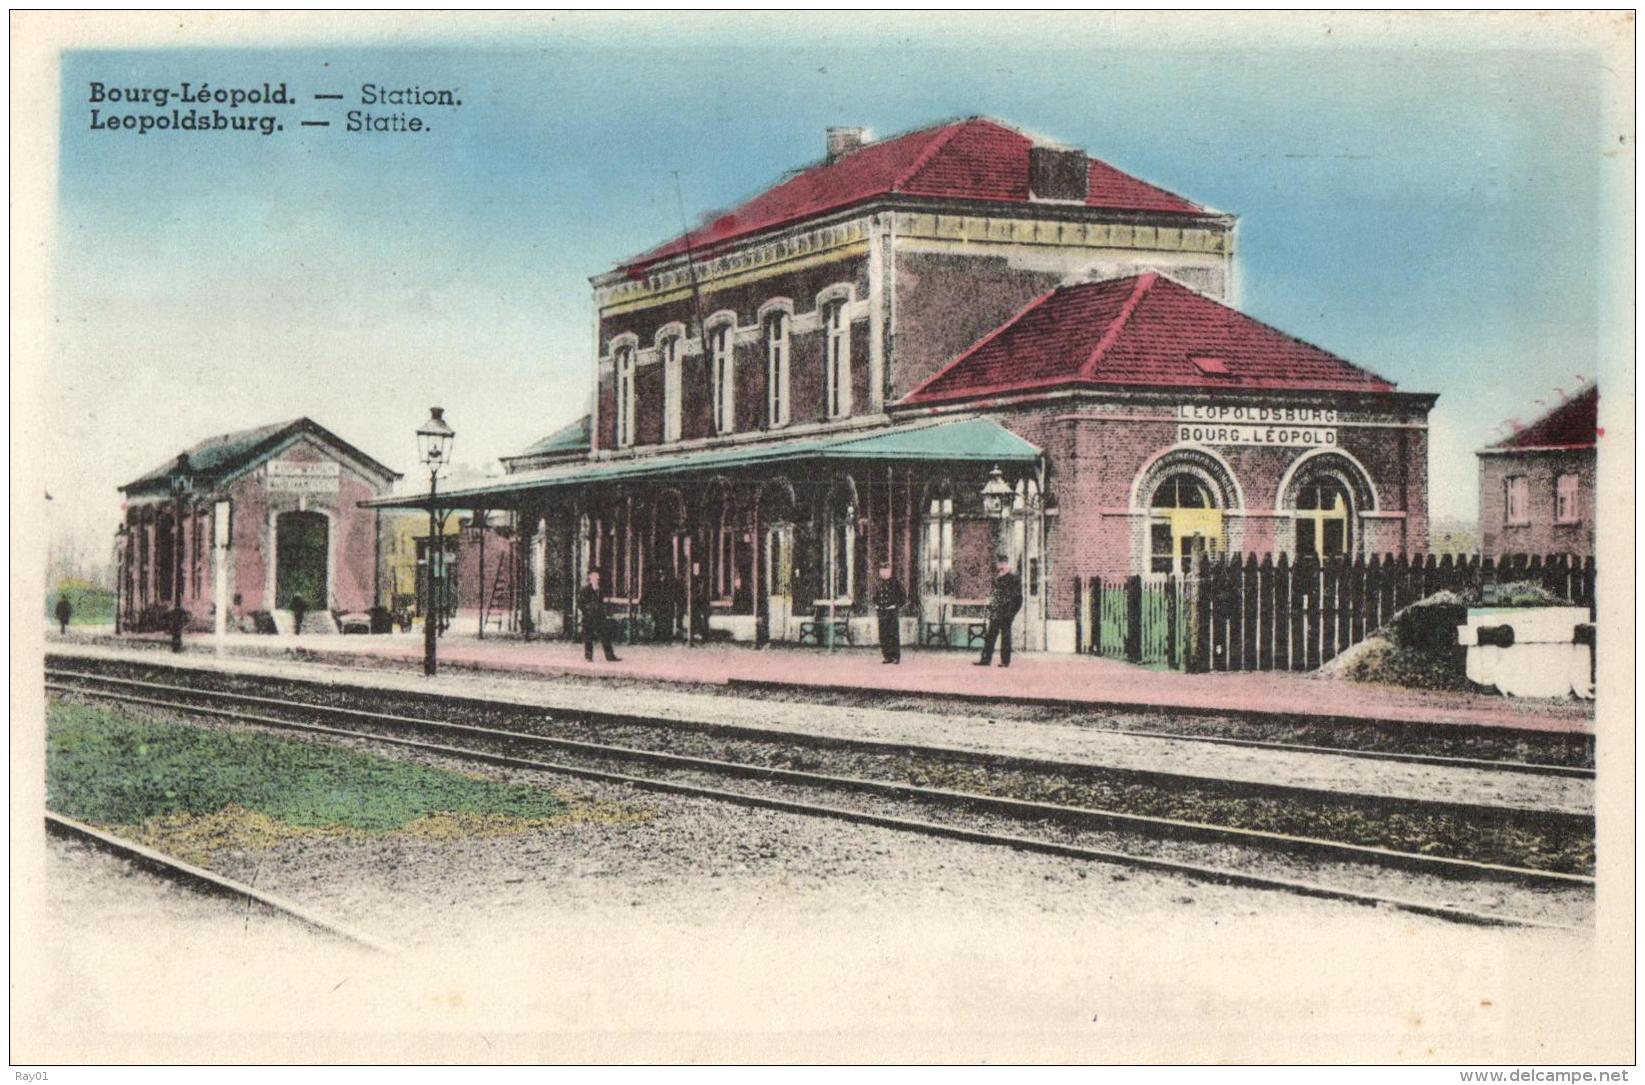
766, 311, 790, 428
1149, 472, 1221, 573
614, 345, 636, 448
1279, 453, 1374, 561
709, 323, 735, 435
823, 300, 851, 419
659, 334, 682, 443
1294, 475, 1353, 559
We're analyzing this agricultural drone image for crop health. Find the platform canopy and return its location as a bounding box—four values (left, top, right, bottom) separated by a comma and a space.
364, 416, 1042, 511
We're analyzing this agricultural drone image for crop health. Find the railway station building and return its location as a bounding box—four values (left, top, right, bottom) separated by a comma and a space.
117, 417, 400, 633
373, 116, 1434, 653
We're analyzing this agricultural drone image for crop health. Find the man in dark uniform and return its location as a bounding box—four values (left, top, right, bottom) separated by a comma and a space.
975, 559, 1023, 668
873, 565, 906, 664
54, 593, 72, 635
576, 569, 620, 662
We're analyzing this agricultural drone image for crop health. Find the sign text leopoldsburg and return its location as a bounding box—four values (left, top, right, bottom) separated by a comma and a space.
1176, 404, 1338, 447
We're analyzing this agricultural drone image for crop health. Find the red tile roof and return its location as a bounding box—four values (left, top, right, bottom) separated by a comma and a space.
1490, 385, 1599, 449
620, 118, 1206, 272
901, 273, 1400, 405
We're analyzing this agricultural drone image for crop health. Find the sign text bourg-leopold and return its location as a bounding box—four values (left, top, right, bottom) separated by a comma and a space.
1176, 404, 1339, 447
266, 460, 341, 493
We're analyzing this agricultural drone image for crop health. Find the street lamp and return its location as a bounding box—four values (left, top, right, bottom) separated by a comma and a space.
168, 453, 193, 653
980, 465, 1013, 519
417, 407, 455, 677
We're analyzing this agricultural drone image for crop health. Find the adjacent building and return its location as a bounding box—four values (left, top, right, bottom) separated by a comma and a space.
1476, 385, 1598, 560
371, 116, 1435, 652
117, 418, 399, 632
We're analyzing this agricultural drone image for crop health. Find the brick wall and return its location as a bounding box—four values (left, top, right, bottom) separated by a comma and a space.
891, 251, 1062, 401
1477, 447, 1595, 559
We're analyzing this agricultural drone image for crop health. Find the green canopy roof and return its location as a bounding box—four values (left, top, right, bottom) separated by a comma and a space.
365, 417, 1040, 510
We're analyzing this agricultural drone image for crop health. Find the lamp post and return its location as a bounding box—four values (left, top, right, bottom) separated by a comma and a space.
169, 453, 194, 653
417, 407, 455, 677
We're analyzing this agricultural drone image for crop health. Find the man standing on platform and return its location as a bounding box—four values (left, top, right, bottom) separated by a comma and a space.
976, 559, 1023, 668
577, 569, 620, 663
873, 564, 905, 664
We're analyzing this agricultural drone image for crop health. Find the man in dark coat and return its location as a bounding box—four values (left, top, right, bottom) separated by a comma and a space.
54, 593, 72, 635
976, 560, 1023, 668
873, 565, 906, 664
576, 569, 620, 662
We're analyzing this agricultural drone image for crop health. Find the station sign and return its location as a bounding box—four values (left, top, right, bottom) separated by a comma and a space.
267, 459, 340, 493
1176, 404, 1339, 447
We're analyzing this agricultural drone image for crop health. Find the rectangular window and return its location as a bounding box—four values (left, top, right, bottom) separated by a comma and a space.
1504, 475, 1529, 525
766, 313, 790, 427
1555, 472, 1580, 524
710, 324, 735, 435
824, 300, 851, 419
614, 346, 636, 448
660, 336, 682, 443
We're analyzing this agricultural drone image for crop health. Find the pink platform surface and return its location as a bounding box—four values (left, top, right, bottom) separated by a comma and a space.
116, 630, 1597, 736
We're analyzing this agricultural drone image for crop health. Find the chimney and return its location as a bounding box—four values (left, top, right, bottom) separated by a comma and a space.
826, 126, 868, 163
1029, 144, 1089, 202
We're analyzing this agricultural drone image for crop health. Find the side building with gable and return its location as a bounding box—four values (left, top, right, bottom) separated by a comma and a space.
1476, 385, 1598, 561
117, 417, 401, 633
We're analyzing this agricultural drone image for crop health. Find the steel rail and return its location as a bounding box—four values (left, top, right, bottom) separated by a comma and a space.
48, 674, 1594, 905
44, 665, 1593, 827
45, 812, 400, 955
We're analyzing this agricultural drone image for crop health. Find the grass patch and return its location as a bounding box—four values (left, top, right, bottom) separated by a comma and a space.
47, 699, 569, 833
47, 581, 116, 625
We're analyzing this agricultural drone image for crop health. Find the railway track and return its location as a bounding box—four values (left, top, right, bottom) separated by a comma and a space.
54, 643, 1595, 779
46, 811, 399, 954
46, 662, 1592, 930
727, 677, 1596, 780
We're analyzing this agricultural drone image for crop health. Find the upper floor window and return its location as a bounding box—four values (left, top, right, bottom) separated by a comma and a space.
1555, 472, 1580, 524
614, 345, 636, 448
766, 312, 790, 428
824, 299, 852, 419
1504, 475, 1530, 525
659, 334, 682, 443
709, 322, 735, 435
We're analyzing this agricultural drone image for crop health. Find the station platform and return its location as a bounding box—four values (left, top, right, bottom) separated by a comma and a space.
53, 625, 1594, 736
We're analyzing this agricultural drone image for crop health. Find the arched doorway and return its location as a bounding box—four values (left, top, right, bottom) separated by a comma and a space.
1148, 472, 1222, 574
820, 475, 858, 606
274, 510, 329, 609
1132, 447, 1240, 575
919, 479, 957, 634
759, 478, 797, 644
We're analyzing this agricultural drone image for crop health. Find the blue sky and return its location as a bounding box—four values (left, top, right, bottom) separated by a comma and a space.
46, 14, 1630, 560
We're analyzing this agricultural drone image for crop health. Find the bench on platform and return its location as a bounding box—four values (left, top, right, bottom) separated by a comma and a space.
921, 598, 990, 648
798, 600, 854, 646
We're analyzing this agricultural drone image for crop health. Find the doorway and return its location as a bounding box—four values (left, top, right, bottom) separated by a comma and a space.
765, 523, 794, 640
274, 511, 328, 610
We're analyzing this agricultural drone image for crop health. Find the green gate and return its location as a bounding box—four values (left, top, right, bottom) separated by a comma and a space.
1091, 574, 1194, 670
